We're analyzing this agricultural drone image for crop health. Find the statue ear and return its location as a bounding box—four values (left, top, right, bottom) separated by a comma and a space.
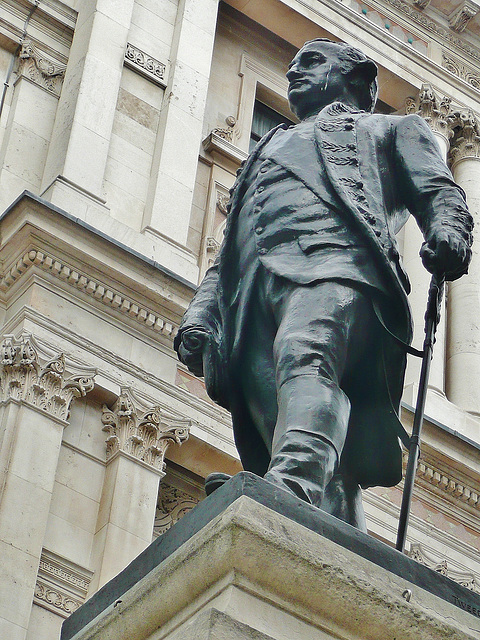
347, 59, 378, 85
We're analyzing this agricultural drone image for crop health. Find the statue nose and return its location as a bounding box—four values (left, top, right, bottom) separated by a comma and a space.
286, 67, 302, 82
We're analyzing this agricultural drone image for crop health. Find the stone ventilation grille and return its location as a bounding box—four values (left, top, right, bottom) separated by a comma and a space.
0, 250, 177, 338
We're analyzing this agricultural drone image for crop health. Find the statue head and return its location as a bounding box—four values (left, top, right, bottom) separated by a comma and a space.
287, 39, 378, 119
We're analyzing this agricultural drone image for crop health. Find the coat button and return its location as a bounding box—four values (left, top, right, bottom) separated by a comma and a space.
257, 186, 265, 193
260, 165, 269, 173
345, 123, 354, 131
254, 205, 261, 213
374, 229, 382, 237
255, 226, 264, 234
258, 247, 268, 255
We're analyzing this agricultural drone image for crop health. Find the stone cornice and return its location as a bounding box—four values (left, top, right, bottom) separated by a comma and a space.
0, 333, 95, 420
0, 248, 179, 340
101, 388, 191, 471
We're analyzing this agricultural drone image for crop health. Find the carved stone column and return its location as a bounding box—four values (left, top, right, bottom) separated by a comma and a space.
89, 389, 190, 592
0, 334, 95, 640
447, 110, 480, 415
402, 86, 453, 398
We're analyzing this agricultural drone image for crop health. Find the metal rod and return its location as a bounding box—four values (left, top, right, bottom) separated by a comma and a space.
396, 273, 444, 553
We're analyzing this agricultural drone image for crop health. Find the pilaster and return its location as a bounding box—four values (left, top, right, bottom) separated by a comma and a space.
447, 109, 480, 415
142, 0, 220, 245
0, 334, 95, 640
89, 388, 190, 592
40, 0, 136, 219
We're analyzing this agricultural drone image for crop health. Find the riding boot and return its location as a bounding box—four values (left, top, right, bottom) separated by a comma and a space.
264, 375, 350, 508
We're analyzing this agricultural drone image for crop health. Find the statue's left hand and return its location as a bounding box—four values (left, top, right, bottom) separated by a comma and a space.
420, 228, 472, 281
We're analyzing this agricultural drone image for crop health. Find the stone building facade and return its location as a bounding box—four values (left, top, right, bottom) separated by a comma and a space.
0, 0, 480, 638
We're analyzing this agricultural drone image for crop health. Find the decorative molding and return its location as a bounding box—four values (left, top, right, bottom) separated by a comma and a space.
206, 236, 221, 255
0, 249, 178, 340
384, 0, 480, 63
18, 39, 66, 96
216, 193, 230, 216
409, 543, 480, 593
203, 131, 248, 164
442, 52, 480, 91
34, 549, 92, 618
405, 83, 453, 139
0, 334, 95, 420
124, 43, 166, 87
153, 482, 200, 536
448, 1, 479, 33
413, 0, 430, 8
101, 388, 190, 471
402, 449, 480, 511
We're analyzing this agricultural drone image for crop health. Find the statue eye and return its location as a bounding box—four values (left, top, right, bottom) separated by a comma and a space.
304, 53, 326, 67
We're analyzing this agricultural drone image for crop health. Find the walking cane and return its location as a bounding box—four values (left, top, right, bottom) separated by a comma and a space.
396, 272, 445, 553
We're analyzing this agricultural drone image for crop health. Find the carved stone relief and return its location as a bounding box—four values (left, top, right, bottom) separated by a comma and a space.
34, 549, 93, 618
442, 52, 480, 91
448, 1, 479, 33
101, 389, 190, 471
409, 543, 480, 593
153, 481, 200, 536
0, 334, 95, 421
384, 0, 480, 63
124, 43, 166, 87
18, 40, 66, 96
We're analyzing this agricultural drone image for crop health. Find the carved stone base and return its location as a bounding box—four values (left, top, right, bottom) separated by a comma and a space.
62, 473, 480, 640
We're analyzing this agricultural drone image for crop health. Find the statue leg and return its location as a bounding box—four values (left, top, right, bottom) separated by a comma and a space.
263, 279, 373, 515
264, 375, 350, 507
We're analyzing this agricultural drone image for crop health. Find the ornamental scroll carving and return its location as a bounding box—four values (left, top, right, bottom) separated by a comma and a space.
409, 543, 480, 593
101, 389, 190, 470
124, 43, 166, 86
442, 52, 480, 91
0, 335, 95, 420
34, 548, 93, 617
18, 40, 66, 96
153, 482, 200, 536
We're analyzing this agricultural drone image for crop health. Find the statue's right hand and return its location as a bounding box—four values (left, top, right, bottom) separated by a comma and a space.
176, 328, 209, 377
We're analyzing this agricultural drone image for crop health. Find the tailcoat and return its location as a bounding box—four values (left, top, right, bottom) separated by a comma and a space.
175, 102, 472, 487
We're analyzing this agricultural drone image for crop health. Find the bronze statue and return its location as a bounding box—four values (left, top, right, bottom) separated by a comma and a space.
175, 39, 473, 530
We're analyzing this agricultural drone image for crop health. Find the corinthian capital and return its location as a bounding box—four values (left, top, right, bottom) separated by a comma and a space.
406, 84, 454, 140
449, 109, 480, 163
0, 334, 96, 420
101, 389, 191, 471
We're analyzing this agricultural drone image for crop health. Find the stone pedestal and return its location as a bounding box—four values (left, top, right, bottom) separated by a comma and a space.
62, 473, 480, 640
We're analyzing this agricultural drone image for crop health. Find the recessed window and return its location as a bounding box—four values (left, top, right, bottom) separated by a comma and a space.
249, 100, 294, 152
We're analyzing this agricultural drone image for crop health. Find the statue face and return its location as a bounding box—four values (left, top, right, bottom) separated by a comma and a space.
287, 41, 348, 119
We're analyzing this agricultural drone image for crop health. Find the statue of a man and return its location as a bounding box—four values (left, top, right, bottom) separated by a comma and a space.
175, 39, 473, 529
